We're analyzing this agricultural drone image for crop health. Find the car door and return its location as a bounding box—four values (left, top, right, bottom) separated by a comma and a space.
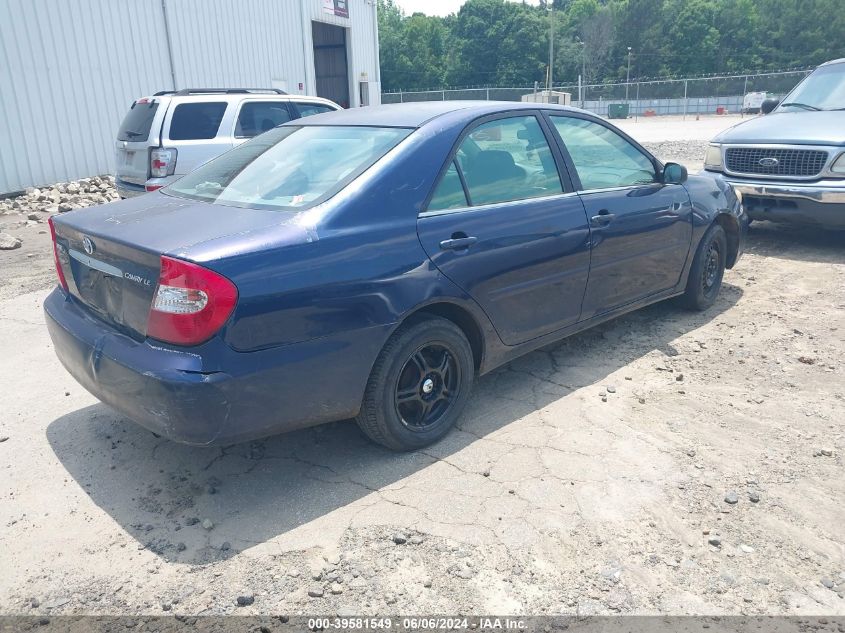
547, 113, 693, 319
417, 113, 592, 346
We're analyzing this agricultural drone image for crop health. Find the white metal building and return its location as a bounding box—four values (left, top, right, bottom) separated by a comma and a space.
0, 0, 381, 194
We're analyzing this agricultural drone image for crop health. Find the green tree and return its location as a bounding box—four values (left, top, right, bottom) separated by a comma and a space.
377, 0, 845, 91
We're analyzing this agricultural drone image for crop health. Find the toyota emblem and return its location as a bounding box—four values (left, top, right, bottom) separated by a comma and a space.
82, 236, 95, 255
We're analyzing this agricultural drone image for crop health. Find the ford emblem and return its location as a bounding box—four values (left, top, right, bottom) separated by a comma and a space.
82, 236, 95, 255
758, 157, 779, 167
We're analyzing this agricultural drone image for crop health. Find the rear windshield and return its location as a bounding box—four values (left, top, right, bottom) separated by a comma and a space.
169, 102, 227, 140
164, 125, 412, 211
117, 99, 159, 142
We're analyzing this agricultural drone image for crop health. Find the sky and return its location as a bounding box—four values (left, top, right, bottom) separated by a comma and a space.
394, 0, 541, 17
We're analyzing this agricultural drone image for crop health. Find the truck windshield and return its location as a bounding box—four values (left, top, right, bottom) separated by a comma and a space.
164, 125, 411, 211
778, 62, 845, 112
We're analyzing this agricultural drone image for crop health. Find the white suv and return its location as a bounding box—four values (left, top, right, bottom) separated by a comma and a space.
114, 89, 341, 198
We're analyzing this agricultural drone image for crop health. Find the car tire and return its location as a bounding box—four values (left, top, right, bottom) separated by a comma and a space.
681, 223, 727, 311
356, 316, 474, 451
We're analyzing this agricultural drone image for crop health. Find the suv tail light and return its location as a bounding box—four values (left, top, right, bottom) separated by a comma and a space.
150, 148, 177, 178
147, 256, 237, 346
48, 217, 69, 292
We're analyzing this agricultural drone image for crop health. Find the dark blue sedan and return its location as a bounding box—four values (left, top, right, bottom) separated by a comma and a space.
45, 102, 746, 450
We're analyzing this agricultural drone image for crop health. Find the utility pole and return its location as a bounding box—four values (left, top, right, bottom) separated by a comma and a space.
547, 6, 555, 93
626, 47, 632, 101
576, 37, 586, 108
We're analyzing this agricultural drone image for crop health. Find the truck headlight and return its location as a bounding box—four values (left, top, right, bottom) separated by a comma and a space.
704, 144, 723, 170
831, 152, 845, 174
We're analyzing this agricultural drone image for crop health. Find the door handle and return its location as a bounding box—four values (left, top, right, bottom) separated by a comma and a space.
590, 210, 616, 227
439, 236, 478, 250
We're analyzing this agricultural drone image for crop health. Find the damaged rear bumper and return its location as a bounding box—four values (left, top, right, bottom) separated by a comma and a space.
44, 288, 389, 445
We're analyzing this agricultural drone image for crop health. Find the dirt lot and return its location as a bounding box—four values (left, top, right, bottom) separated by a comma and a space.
1, 116, 844, 617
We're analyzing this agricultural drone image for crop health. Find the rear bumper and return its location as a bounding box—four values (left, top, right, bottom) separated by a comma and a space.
44, 289, 391, 445
720, 176, 845, 227
115, 178, 147, 199
115, 176, 180, 199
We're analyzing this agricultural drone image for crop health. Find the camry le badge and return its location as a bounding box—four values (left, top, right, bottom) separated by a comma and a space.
82, 236, 95, 255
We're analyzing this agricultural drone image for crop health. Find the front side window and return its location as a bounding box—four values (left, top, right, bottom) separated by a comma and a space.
165, 125, 411, 211
168, 102, 227, 140
551, 116, 656, 190
235, 102, 292, 138
452, 116, 563, 207
296, 103, 337, 118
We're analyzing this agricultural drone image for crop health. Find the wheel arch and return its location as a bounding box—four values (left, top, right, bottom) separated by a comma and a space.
714, 212, 741, 269
400, 300, 486, 373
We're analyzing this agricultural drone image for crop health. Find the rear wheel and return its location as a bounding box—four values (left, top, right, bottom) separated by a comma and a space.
356, 317, 474, 451
681, 223, 727, 311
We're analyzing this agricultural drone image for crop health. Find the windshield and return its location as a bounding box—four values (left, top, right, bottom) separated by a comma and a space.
778, 62, 845, 111
165, 125, 412, 211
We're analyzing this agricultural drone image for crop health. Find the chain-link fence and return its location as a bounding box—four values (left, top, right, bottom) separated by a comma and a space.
381, 70, 812, 117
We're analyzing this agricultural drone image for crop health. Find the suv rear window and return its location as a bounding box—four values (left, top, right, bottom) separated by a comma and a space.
169, 102, 227, 140
117, 99, 159, 142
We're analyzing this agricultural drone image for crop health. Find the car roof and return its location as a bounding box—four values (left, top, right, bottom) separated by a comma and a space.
820, 58, 845, 67
292, 101, 586, 128
139, 93, 338, 106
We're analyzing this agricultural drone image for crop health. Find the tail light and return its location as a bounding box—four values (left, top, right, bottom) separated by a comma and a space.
150, 148, 177, 178
48, 217, 69, 292
147, 256, 237, 346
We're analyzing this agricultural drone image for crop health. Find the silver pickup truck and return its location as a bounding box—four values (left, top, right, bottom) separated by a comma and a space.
704, 58, 845, 228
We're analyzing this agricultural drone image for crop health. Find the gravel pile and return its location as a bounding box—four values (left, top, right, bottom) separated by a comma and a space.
0, 175, 119, 249
642, 140, 709, 170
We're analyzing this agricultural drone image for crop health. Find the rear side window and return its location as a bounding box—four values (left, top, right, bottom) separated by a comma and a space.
168, 102, 227, 140
117, 100, 159, 142
458, 116, 563, 206
428, 161, 468, 211
295, 103, 336, 118
235, 102, 292, 138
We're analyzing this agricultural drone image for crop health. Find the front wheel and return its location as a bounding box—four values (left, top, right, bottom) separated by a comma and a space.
356, 317, 474, 451
681, 223, 727, 311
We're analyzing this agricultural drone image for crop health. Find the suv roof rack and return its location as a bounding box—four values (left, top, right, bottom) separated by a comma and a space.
153, 88, 288, 96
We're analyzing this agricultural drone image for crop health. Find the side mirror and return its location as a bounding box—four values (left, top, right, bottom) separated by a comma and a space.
662, 162, 688, 184
761, 98, 779, 114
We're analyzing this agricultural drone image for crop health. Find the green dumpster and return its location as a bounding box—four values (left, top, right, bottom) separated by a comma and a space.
608, 103, 630, 119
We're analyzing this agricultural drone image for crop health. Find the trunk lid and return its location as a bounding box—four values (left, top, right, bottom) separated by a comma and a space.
115, 96, 169, 186
51, 192, 312, 339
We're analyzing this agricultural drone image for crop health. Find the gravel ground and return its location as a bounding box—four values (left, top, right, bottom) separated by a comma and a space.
1, 126, 844, 617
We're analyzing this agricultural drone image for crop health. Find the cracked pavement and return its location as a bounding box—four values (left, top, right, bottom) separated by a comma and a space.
1, 145, 844, 616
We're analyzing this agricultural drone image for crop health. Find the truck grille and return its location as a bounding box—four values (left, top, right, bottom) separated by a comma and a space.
725, 147, 828, 178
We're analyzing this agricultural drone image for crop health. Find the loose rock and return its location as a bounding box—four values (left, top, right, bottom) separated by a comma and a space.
392, 533, 407, 545
236, 594, 255, 607
201, 519, 214, 530
724, 491, 739, 504
0, 233, 22, 250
